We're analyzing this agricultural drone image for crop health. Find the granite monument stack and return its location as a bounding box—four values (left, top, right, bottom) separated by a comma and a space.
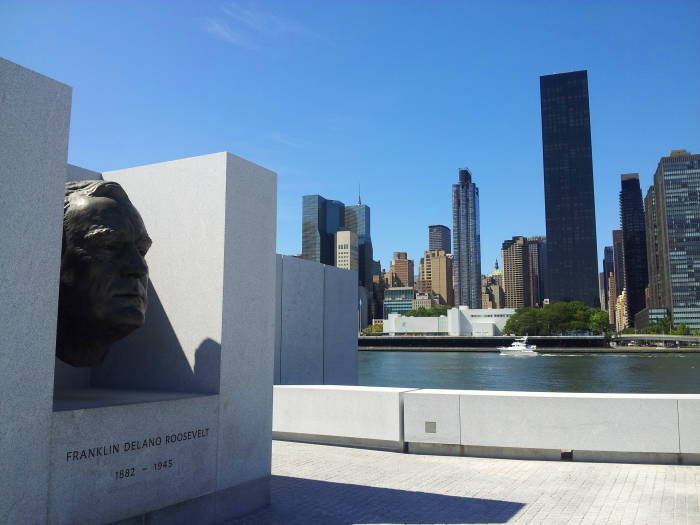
1, 58, 277, 524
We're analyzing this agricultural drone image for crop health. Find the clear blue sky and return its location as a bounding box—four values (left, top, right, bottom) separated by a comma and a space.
2, 1, 699, 273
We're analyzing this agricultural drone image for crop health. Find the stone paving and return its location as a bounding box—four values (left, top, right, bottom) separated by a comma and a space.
228, 440, 700, 525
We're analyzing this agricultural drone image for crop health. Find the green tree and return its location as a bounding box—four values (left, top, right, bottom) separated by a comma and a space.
589, 310, 611, 334
361, 323, 383, 335
503, 301, 611, 335
404, 305, 449, 317
672, 323, 690, 336
645, 315, 672, 334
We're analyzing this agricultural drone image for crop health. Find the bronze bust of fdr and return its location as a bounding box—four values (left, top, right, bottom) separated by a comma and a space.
56, 180, 152, 367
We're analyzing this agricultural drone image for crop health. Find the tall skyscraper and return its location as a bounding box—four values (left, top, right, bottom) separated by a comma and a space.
598, 272, 607, 312
502, 236, 530, 309
608, 272, 618, 325
540, 70, 598, 305
612, 229, 625, 296
370, 259, 385, 320
645, 150, 700, 330
452, 168, 481, 307
601, 246, 614, 309
527, 236, 547, 307
644, 187, 662, 310
428, 225, 451, 253
619, 173, 648, 324
302, 195, 345, 265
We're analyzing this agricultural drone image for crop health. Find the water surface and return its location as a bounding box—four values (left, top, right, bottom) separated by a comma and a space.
358, 350, 700, 393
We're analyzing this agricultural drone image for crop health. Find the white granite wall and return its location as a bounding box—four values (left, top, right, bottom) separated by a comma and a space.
0, 58, 71, 524
275, 255, 358, 385
93, 153, 230, 394
278, 256, 325, 384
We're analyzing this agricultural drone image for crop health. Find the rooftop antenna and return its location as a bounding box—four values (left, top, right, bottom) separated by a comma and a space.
358, 182, 362, 206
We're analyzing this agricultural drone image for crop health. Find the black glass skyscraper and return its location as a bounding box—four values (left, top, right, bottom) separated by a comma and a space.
612, 229, 625, 296
540, 70, 599, 305
601, 245, 614, 308
619, 173, 648, 324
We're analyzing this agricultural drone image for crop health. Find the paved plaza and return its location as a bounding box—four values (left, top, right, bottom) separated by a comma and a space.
228, 440, 700, 525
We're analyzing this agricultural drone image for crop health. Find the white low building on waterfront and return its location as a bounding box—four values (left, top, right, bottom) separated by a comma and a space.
384, 314, 448, 335
384, 307, 515, 336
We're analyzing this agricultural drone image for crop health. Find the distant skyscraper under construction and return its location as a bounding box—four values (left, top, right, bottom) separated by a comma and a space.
452, 168, 481, 307
540, 70, 599, 306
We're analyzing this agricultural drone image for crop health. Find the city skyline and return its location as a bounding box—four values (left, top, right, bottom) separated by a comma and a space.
3, 2, 698, 272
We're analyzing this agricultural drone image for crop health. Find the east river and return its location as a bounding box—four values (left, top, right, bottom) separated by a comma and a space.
358, 350, 700, 393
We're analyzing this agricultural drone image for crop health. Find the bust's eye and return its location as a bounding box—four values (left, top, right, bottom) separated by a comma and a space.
101, 241, 122, 252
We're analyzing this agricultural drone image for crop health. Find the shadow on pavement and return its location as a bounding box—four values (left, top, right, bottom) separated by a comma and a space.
228, 475, 525, 524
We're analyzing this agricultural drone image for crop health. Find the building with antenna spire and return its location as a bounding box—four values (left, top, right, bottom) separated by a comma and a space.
344, 192, 372, 291
302, 191, 375, 327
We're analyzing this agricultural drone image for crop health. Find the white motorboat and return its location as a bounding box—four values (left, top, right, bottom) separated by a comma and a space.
498, 336, 538, 355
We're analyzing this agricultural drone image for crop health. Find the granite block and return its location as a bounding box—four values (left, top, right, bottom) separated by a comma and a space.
217, 153, 276, 489
403, 389, 461, 445
49, 395, 218, 525
0, 57, 71, 524
678, 398, 700, 454
459, 391, 680, 453
273, 385, 414, 441
323, 265, 358, 385
279, 256, 325, 384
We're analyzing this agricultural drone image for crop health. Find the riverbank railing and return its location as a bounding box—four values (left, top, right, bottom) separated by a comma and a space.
273, 385, 700, 465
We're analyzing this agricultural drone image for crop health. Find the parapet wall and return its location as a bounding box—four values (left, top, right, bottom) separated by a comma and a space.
272, 386, 700, 464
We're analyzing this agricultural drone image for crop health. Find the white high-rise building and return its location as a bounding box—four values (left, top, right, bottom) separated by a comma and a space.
335, 229, 358, 271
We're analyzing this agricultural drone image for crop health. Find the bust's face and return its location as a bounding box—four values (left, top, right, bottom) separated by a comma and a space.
61, 193, 152, 340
